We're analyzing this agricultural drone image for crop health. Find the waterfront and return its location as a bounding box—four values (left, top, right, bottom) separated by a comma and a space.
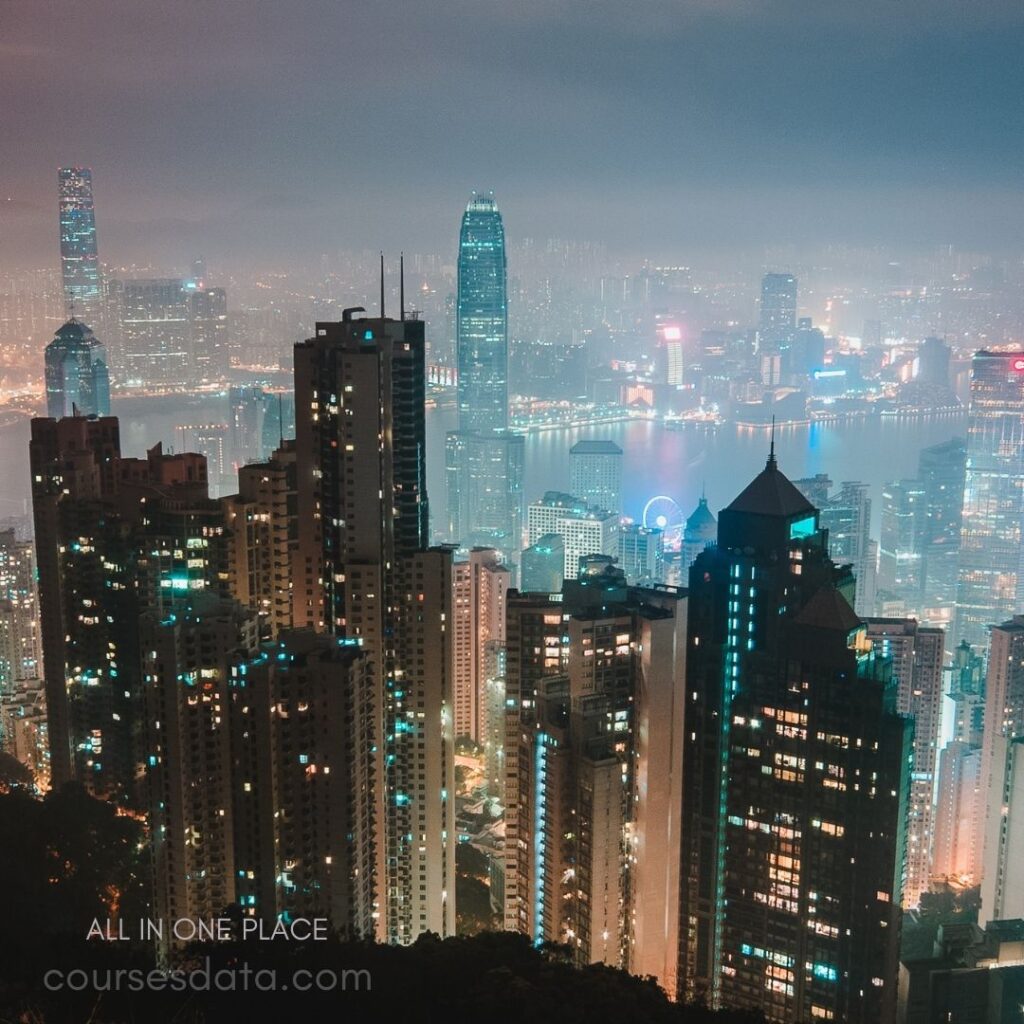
0, 393, 964, 541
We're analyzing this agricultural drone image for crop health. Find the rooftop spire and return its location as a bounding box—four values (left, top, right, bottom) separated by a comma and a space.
379, 252, 385, 318
766, 416, 777, 471
400, 252, 405, 322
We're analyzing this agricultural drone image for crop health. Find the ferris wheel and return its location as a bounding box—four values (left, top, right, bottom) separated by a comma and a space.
642, 495, 685, 548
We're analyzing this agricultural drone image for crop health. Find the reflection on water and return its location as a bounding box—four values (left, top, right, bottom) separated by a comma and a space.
0, 393, 964, 543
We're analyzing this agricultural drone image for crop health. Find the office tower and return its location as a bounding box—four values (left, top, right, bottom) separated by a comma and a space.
680, 449, 911, 1022
189, 286, 229, 382
526, 492, 620, 579
30, 417, 223, 799
44, 319, 111, 419
917, 438, 966, 629
955, 352, 1024, 652
864, 619, 945, 908
222, 441, 299, 640
878, 479, 927, 613
932, 641, 986, 884
618, 523, 664, 584
521, 534, 564, 593
457, 191, 508, 433
916, 337, 951, 387
119, 279, 192, 387
446, 192, 522, 553
682, 495, 717, 570
229, 385, 269, 469
452, 548, 509, 743
294, 311, 455, 944
759, 272, 797, 348
656, 323, 685, 389
569, 439, 623, 514
503, 566, 687, 996
977, 616, 1024, 921
444, 430, 524, 554
58, 167, 101, 318
0, 529, 42, 692
143, 595, 260, 934
796, 477, 874, 616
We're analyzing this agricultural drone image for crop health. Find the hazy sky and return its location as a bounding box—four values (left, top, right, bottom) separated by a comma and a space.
2, 0, 1023, 270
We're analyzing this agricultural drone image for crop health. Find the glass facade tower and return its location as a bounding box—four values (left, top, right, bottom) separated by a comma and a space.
58, 167, 101, 317
456, 191, 508, 433
954, 352, 1024, 653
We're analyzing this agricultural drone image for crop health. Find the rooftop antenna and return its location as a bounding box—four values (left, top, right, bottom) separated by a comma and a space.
278, 392, 284, 447
400, 252, 405, 321
379, 251, 385, 318
767, 416, 777, 470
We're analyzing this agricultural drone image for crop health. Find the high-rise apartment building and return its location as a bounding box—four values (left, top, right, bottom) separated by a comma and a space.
569, 439, 623, 514
0, 529, 42, 693
503, 566, 687, 996
932, 641, 986, 884
44, 319, 111, 419
527, 491, 620, 579
452, 548, 508, 743
955, 352, 1024, 652
58, 167, 101, 318
864, 619, 945, 908
294, 311, 455, 943
680, 450, 911, 1022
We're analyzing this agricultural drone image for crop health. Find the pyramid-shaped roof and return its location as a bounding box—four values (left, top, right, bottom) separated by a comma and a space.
686, 496, 717, 530
793, 585, 861, 633
724, 452, 815, 519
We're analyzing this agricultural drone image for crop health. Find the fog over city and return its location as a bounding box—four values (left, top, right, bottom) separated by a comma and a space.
3, 3, 1024, 1023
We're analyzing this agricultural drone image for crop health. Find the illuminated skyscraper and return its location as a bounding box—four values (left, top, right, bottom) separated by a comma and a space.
457, 191, 507, 433
294, 311, 455, 944
680, 450, 910, 1022
58, 167, 101, 318
878, 479, 927, 614
0, 529, 42, 693
570, 439, 623, 514
44, 320, 111, 419
759, 272, 797, 348
917, 437, 966, 629
955, 352, 1024, 652
447, 192, 521, 553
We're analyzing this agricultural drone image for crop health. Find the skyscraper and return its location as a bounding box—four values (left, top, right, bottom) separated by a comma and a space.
917, 437, 966, 629
759, 272, 798, 348
955, 352, 1024, 652
294, 310, 455, 943
457, 192, 508, 433
569, 439, 623, 514
878, 479, 927, 613
0, 529, 42, 696
680, 449, 910, 1022
44, 319, 111, 419
526, 491, 620, 579
864, 619, 945, 908
58, 167, 101, 318
503, 565, 687, 996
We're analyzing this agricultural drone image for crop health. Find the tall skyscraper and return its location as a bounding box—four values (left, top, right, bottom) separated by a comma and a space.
864, 619, 945, 908
759, 272, 798, 348
955, 352, 1024, 652
457, 192, 508, 433
294, 310, 455, 943
189, 285, 229, 382
58, 167, 100, 318
118, 279, 192, 387
917, 437, 966, 629
977, 616, 1024, 919
680, 449, 911, 1022
878, 479, 927, 613
503, 565, 687, 996
446, 192, 522, 554
569, 439, 623, 514
44, 319, 111, 419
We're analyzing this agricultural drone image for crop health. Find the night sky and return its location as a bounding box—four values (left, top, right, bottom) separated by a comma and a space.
2, 0, 1023, 268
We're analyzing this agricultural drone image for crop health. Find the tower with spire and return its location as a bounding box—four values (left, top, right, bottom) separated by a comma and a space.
44, 318, 111, 419
678, 446, 910, 1024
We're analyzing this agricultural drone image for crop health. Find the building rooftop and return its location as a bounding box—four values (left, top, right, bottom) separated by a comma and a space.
793, 585, 861, 634
724, 450, 815, 519
570, 439, 623, 456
